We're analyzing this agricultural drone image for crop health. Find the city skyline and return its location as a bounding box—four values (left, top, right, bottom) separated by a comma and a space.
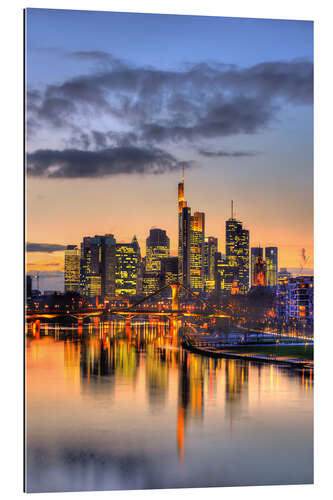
26, 9, 313, 291
26, 171, 313, 291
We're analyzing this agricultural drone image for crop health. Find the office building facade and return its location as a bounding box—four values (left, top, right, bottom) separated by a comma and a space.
146, 229, 170, 272
64, 245, 81, 293
225, 216, 249, 294
189, 212, 205, 292
265, 247, 278, 287
115, 243, 138, 296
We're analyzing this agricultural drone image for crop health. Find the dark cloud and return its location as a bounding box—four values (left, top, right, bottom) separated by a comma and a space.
198, 149, 259, 158
27, 55, 313, 146
26, 243, 67, 253
27, 146, 191, 178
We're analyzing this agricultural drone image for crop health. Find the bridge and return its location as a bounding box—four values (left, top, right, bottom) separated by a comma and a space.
26, 283, 230, 321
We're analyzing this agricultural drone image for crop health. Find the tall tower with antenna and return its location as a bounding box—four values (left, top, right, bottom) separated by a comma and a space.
178, 164, 191, 286
225, 201, 249, 294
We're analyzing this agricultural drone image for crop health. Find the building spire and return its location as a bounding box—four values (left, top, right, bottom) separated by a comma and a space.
231, 200, 234, 220
182, 164, 184, 184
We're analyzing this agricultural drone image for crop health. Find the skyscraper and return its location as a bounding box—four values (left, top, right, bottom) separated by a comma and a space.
80, 236, 102, 299
265, 247, 278, 287
131, 235, 142, 294
214, 252, 237, 295
161, 257, 179, 286
64, 245, 80, 293
100, 234, 116, 300
253, 247, 267, 286
178, 168, 191, 287
225, 203, 249, 294
115, 243, 138, 296
250, 247, 261, 287
179, 206, 191, 288
190, 211, 205, 292
204, 236, 218, 291
146, 229, 170, 272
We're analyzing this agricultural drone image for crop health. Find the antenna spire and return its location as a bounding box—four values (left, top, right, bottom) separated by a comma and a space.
182, 164, 184, 183
231, 200, 234, 219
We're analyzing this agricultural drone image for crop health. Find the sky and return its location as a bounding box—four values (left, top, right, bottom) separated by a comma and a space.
25, 8, 313, 291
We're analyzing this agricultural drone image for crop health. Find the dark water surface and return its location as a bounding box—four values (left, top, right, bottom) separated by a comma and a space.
25, 318, 313, 492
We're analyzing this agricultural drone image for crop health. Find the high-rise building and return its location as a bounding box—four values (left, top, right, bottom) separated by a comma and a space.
131, 235, 142, 294
161, 257, 179, 286
225, 204, 249, 294
115, 243, 138, 296
250, 247, 261, 287
179, 206, 191, 287
80, 235, 118, 301
64, 245, 80, 293
253, 247, 267, 286
265, 247, 278, 287
203, 236, 218, 291
215, 252, 237, 295
80, 236, 102, 299
178, 168, 191, 287
146, 229, 170, 272
100, 235, 116, 299
190, 212, 205, 292
142, 272, 161, 295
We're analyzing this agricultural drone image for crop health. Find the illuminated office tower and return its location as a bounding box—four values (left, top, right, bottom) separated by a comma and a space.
178, 167, 190, 287
265, 247, 278, 287
189, 211, 205, 292
100, 234, 116, 300
253, 247, 267, 286
80, 236, 102, 298
131, 235, 142, 294
142, 272, 161, 295
161, 257, 179, 286
204, 236, 218, 291
250, 247, 261, 287
64, 245, 81, 293
115, 243, 138, 296
179, 206, 191, 287
215, 252, 238, 295
225, 202, 249, 294
146, 229, 170, 272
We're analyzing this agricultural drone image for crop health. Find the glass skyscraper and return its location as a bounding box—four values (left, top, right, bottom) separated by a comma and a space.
190, 212, 205, 292
80, 236, 102, 299
204, 236, 218, 291
265, 247, 278, 287
250, 247, 261, 287
225, 215, 249, 294
64, 245, 80, 293
115, 243, 138, 296
145, 229, 170, 272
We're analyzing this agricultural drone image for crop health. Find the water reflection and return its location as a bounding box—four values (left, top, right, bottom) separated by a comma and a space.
26, 317, 313, 493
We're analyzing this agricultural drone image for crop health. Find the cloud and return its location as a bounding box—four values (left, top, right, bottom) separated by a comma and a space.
27, 146, 191, 178
198, 149, 259, 158
26, 243, 67, 253
27, 55, 313, 147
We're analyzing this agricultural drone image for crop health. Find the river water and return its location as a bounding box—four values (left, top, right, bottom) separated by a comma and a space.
25, 317, 313, 493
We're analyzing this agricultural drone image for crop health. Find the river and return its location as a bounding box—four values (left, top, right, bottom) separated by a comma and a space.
25, 317, 313, 492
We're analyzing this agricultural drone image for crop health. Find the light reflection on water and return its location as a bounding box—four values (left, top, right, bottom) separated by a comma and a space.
25, 317, 313, 493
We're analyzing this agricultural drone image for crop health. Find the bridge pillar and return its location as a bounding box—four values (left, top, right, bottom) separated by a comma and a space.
171, 284, 179, 312
32, 319, 40, 339
125, 318, 133, 341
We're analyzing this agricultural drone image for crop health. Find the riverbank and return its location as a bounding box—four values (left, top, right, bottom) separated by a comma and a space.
182, 335, 313, 369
